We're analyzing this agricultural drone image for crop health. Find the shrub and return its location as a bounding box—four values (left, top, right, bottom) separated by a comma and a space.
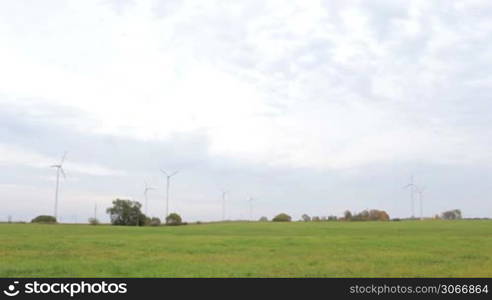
165, 213, 182, 225
301, 214, 311, 222
31, 215, 57, 223
312, 216, 321, 222
272, 213, 291, 222
327, 215, 337, 221
259, 216, 268, 222
149, 217, 161, 226
88, 218, 100, 225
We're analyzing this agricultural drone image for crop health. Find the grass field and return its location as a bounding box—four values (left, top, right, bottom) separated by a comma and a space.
0, 220, 491, 277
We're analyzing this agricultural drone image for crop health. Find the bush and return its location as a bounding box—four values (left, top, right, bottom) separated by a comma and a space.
272, 213, 291, 222
149, 217, 161, 226
259, 216, 268, 222
31, 215, 57, 223
88, 218, 100, 225
312, 216, 321, 222
301, 214, 311, 222
165, 213, 182, 225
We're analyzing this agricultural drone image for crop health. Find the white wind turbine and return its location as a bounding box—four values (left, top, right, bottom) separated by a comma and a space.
248, 197, 254, 221
415, 186, 426, 220
221, 190, 227, 221
144, 181, 155, 216
403, 175, 417, 219
160, 169, 179, 219
51, 151, 67, 220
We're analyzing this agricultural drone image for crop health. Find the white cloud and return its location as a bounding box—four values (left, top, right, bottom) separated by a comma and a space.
0, 144, 126, 176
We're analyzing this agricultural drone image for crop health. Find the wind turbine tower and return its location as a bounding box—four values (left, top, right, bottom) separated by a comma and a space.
248, 197, 254, 221
51, 151, 67, 220
144, 181, 155, 216
221, 191, 227, 221
403, 175, 416, 219
416, 186, 425, 220
160, 169, 179, 219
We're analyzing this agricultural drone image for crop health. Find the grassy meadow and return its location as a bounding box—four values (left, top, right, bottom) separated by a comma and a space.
0, 220, 491, 277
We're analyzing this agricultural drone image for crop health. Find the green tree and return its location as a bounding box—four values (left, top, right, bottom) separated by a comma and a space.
272, 213, 291, 222
149, 217, 161, 226
441, 209, 462, 220
106, 199, 147, 226
31, 215, 57, 223
165, 213, 183, 225
88, 218, 100, 225
301, 214, 311, 222
344, 210, 352, 221
351, 209, 390, 221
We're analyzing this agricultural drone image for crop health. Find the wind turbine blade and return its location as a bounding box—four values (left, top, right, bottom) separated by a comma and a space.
60, 151, 68, 165
160, 169, 169, 176
60, 168, 66, 178
171, 170, 179, 177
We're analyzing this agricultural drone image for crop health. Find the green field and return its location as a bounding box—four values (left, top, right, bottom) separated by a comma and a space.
0, 220, 491, 277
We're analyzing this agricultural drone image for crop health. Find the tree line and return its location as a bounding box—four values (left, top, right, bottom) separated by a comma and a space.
27, 198, 465, 225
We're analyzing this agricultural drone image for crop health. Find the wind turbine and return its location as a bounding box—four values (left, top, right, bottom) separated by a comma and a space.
248, 197, 254, 221
221, 190, 227, 221
160, 169, 179, 219
403, 175, 416, 219
51, 151, 67, 220
143, 181, 155, 216
415, 186, 425, 220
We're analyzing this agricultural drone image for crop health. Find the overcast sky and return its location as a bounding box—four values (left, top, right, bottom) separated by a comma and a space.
1, 0, 492, 222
